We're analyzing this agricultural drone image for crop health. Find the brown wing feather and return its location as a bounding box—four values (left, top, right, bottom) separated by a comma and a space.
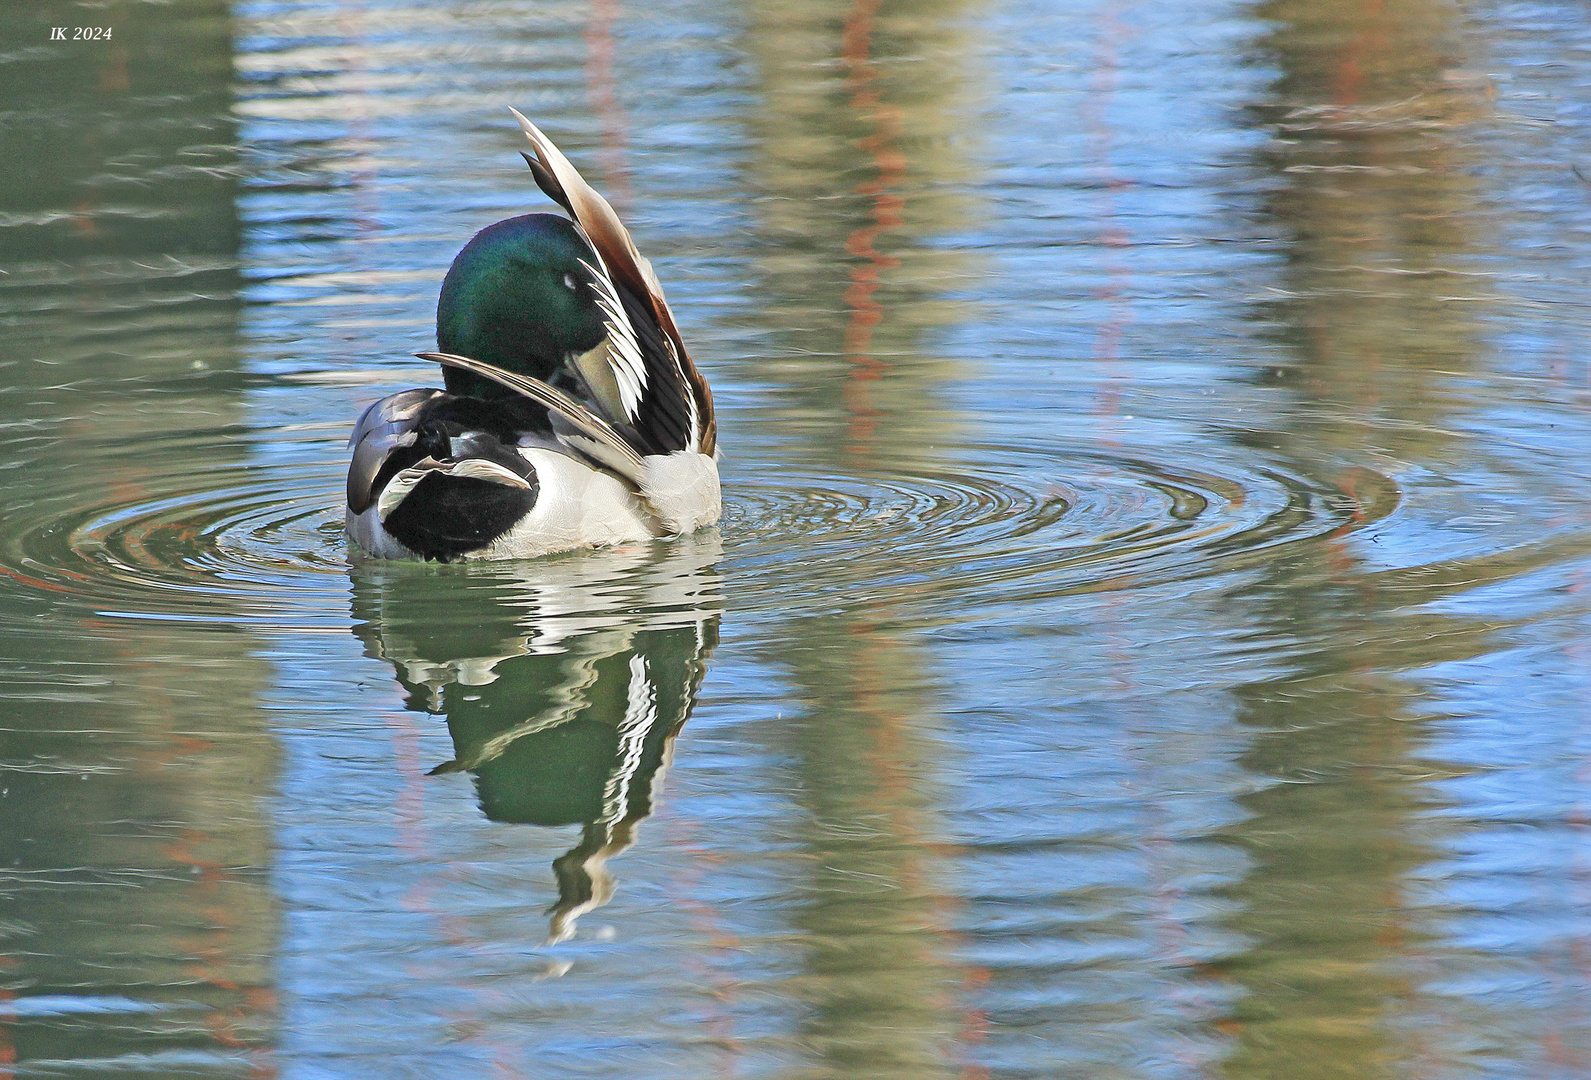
508, 108, 717, 455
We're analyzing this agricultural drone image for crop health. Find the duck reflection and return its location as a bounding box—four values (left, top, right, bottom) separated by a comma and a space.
349, 539, 721, 942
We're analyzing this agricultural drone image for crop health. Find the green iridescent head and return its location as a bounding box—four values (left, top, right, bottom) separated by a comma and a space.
435, 214, 606, 398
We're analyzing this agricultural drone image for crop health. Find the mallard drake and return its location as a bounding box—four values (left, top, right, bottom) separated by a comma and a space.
346, 110, 719, 561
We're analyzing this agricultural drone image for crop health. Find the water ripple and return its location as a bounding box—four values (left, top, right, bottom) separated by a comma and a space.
1, 431, 349, 627
720, 442, 1398, 618
0, 420, 1401, 629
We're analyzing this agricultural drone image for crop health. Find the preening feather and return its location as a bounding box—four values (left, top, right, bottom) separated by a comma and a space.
415, 351, 648, 488
508, 107, 716, 455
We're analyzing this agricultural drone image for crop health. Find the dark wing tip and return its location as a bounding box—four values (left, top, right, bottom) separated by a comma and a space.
520, 151, 568, 212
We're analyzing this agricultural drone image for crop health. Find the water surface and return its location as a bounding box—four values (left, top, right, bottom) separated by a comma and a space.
3, 0, 1591, 1076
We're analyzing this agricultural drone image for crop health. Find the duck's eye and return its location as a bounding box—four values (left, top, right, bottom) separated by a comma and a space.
561, 272, 579, 291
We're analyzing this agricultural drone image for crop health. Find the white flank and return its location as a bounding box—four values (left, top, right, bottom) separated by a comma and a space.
640, 451, 722, 535
478, 448, 655, 559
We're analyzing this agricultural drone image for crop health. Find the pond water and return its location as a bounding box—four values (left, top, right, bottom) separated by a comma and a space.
3, 0, 1591, 1076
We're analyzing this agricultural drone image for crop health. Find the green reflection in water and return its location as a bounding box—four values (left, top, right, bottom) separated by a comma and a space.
0, 2, 239, 261
351, 540, 722, 943
0, 2, 274, 1072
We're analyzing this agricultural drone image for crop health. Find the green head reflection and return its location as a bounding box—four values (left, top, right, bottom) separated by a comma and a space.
349, 540, 721, 942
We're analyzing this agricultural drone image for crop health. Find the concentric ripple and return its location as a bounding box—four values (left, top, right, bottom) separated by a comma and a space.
0, 420, 1399, 629
0, 426, 352, 628
722, 440, 1400, 619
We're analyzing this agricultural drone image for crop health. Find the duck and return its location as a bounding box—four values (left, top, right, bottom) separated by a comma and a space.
345, 109, 719, 562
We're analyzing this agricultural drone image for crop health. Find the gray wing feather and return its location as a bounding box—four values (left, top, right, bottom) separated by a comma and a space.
346, 388, 444, 514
